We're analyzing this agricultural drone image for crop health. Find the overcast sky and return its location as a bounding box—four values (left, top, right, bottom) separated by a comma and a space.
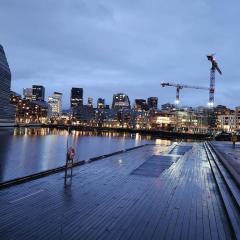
1, 0, 240, 109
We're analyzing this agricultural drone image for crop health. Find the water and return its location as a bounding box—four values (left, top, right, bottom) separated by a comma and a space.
0, 128, 172, 182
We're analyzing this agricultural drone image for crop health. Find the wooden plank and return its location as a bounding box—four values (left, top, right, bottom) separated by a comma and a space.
0, 143, 234, 240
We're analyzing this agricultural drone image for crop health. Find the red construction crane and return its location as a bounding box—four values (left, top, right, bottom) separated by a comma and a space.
206, 54, 222, 107
161, 82, 209, 104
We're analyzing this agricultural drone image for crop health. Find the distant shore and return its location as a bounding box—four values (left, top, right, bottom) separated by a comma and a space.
12, 124, 212, 140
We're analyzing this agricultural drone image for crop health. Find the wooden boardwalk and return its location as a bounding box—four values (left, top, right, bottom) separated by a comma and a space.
0, 143, 233, 239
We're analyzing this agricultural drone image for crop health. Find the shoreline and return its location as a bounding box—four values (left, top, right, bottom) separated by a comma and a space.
9, 124, 212, 140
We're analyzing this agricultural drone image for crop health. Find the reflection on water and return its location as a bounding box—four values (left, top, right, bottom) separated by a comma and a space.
0, 128, 171, 182
13, 128, 156, 140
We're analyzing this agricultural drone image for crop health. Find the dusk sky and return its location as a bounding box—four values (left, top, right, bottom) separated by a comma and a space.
0, 0, 239, 109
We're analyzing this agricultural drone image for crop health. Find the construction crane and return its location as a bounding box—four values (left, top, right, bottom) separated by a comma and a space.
161, 82, 209, 104
206, 54, 222, 107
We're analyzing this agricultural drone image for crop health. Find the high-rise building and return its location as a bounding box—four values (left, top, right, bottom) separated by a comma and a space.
0, 45, 15, 126
23, 88, 32, 100
134, 99, 149, 111
48, 92, 62, 117
71, 88, 83, 108
87, 97, 93, 107
112, 93, 131, 110
32, 85, 45, 101
147, 97, 158, 110
97, 98, 105, 109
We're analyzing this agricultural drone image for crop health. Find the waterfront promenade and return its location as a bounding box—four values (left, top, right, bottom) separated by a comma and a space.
0, 143, 238, 239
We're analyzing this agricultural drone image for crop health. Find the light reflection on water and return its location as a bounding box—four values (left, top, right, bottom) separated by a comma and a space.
0, 128, 171, 182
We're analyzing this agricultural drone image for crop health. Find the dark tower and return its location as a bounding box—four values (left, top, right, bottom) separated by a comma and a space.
32, 85, 45, 101
112, 93, 131, 110
97, 98, 105, 109
147, 97, 158, 110
71, 88, 83, 108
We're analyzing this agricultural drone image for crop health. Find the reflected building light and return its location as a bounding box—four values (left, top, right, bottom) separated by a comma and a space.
136, 124, 140, 129
71, 130, 76, 136
64, 130, 69, 136
135, 133, 141, 141
155, 139, 171, 145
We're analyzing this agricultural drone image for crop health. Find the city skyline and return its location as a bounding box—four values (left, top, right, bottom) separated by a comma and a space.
11, 83, 240, 110
1, 1, 240, 108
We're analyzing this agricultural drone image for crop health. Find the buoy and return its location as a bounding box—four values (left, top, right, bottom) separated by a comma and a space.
67, 147, 75, 160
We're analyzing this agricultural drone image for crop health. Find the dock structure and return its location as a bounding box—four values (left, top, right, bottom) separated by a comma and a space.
0, 143, 239, 239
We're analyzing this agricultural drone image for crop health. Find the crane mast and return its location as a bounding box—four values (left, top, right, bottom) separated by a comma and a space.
207, 54, 222, 107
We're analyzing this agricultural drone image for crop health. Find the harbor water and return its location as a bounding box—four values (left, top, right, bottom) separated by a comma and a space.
0, 128, 172, 182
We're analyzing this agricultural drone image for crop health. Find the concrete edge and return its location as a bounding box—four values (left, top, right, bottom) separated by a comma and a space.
208, 141, 240, 188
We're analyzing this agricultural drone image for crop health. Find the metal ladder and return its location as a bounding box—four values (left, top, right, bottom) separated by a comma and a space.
64, 153, 73, 185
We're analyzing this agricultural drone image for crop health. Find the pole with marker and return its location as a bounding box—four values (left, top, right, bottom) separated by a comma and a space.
65, 126, 71, 185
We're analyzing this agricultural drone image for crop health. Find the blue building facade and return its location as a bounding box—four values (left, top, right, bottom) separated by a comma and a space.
0, 45, 15, 126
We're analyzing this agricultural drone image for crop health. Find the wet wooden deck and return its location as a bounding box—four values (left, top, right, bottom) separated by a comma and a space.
0, 143, 233, 239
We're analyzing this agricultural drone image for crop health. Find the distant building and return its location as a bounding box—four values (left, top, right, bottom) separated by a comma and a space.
97, 98, 105, 109
87, 97, 93, 107
48, 92, 62, 117
214, 105, 234, 129
217, 114, 236, 132
195, 106, 208, 113
95, 108, 118, 127
112, 93, 130, 110
149, 112, 174, 130
103, 109, 117, 120
72, 105, 95, 123
131, 109, 149, 129
62, 109, 71, 116
175, 110, 199, 131
71, 88, 83, 108
10, 91, 21, 105
235, 107, 240, 130
194, 106, 212, 131
16, 99, 48, 124
161, 103, 175, 112
0, 45, 15, 126
198, 105, 240, 131
32, 85, 45, 101
214, 105, 232, 116
23, 88, 33, 100
147, 97, 158, 110
134, 99, 148, 111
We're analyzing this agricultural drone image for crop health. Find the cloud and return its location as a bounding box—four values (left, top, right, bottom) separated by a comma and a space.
1, 0, 240, 108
